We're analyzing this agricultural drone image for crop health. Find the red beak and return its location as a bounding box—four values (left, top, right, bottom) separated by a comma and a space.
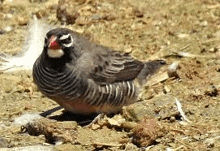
49, 36, 60, 49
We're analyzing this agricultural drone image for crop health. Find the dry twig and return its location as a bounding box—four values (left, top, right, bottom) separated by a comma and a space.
175, 98, 191, 123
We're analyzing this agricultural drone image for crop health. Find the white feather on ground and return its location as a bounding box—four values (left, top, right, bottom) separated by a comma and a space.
0, 16, 52, 72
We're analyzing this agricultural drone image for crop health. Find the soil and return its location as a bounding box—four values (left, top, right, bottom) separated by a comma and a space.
0, 0, 220, 150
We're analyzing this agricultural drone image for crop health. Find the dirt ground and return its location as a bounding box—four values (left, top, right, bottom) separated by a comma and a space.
0, 0, 220, 150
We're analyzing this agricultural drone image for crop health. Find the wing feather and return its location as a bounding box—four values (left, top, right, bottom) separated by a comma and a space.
89, 49, 144, 84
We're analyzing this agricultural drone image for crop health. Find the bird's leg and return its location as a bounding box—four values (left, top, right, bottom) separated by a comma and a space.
40, 106, 63, 117
84, 113, 105, 128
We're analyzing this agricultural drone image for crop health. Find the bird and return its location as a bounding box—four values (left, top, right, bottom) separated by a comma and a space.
33, 28, 165, 115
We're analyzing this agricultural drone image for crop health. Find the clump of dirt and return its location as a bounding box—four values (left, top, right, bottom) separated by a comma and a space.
132, 118, 167, 147
1, 0, 220, 150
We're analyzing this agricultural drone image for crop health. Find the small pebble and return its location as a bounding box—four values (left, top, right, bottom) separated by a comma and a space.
170, 116, 176, 122
17, 16, 29, 26
4, 26, 13, 32
91, 14, 102, 20
4, 13, 13, 20
206, 139, 215, 148
167, 62, 180, 79
200, 20, 208, 27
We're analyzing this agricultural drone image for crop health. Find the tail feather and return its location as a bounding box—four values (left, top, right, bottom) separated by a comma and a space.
137, 60, 166, 85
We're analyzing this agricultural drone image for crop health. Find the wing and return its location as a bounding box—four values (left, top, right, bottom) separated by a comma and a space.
89, 47, 144, 85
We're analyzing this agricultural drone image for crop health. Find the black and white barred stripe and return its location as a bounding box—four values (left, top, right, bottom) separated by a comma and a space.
33, 59, 138, 112
82, 80, 137, 107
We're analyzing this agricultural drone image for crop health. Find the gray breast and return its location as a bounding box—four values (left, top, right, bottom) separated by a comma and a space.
33, 61, 81, 98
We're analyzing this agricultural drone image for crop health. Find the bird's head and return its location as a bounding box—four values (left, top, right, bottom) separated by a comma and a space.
44, 28, 75, 58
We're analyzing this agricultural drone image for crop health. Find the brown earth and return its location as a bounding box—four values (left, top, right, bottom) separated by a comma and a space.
0, 0, 220, 150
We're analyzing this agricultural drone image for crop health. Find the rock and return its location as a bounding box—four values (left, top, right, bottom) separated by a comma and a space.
0, 145, 53, 151
132, 118, 167, 147
4, 13, 13, 20
168, 62, 180, 79
122, 101, 156, 122
122, 143, 139, 151
24, 118, 77, 144
200, 20, 208, 27
177, 33, 189, 38
122, 95, 179, 122
132, 7, 144, 18
0, 137, 10, 148
90, 14, 102, 20
54, 143, 83, 151
16, 16, 29, 26
75, 16, 90, 26
102, 13, 116, 21
4, 26, 13, 32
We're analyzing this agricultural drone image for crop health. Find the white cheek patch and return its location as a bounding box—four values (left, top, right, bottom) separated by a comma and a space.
47, 49, 64, 58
